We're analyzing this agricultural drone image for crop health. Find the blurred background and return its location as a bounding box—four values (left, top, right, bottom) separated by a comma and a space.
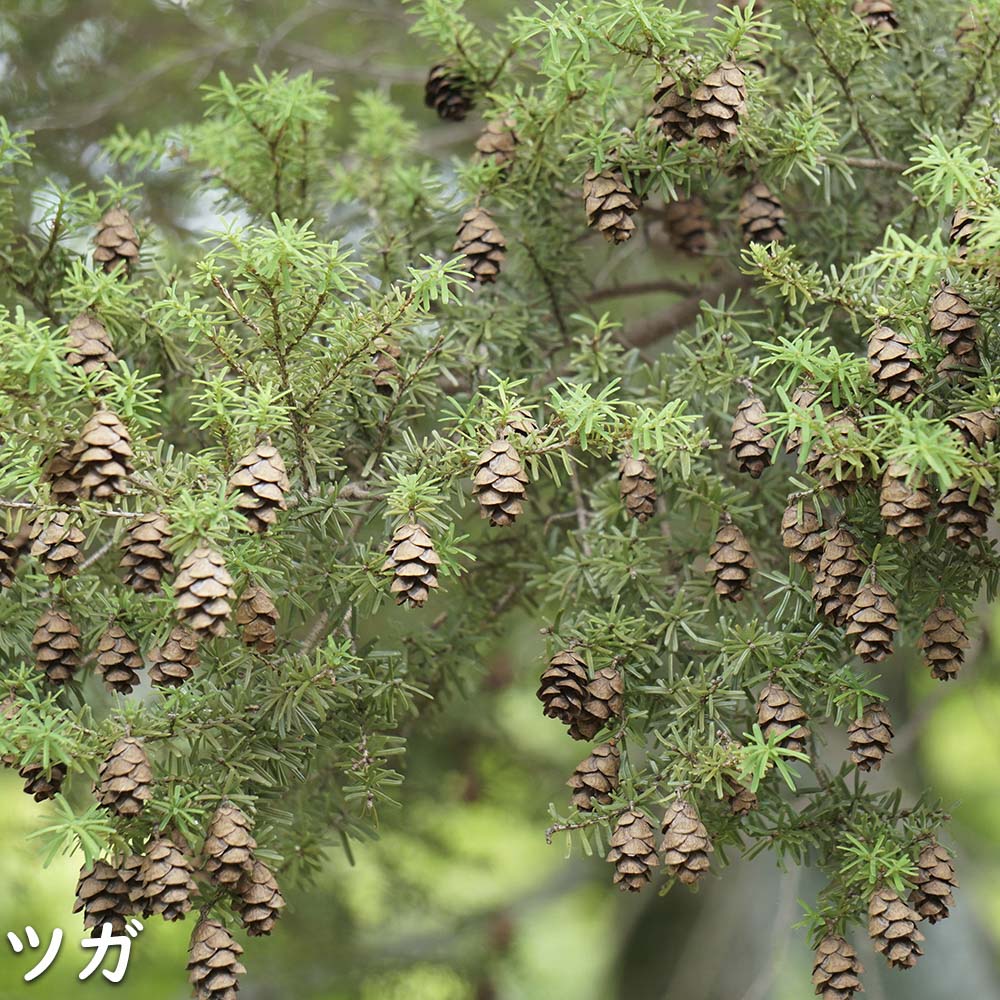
1, 1, 999, 997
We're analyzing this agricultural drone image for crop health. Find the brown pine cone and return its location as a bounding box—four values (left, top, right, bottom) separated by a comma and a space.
918, 603, 968, 681
879, 462, 931, 543
94, 206, 140, 275
812, 526, 863, 627
705, 520, 755, 601
120, 512, 174, 593
937, 481, 992, 548
949, 204, 976, 260
236, 583, 279, 653
867, 325, 922, 403
475, 116, 518, 170
847, 701, 893, 771
803, 412, 862, 497
567, 741, 620, 811
568, 666, 624, 741
43, 440, 82, 504
756, 683, 809, 755
947, 409, 998, 451
66, 314, 117, 374
473, 438, 528, 527
382, 523, 441, 607
96, 737, 153, 817
70, 409, 134, 500
909, 840, 957, 923
730, 394, 775, 478
1, 694, 19, 767
582, 169, 640, 243
229, 441, 289, 534
659, 799, 713, 886
424, 63, 475, 121
73, 860, 133, 934
236, 859, 286, 936
738, 182, 786, 245
661, 196, 710, 254
502, 407, 539, 439
454, 206, 506, 283
0, 518, 31, 588
537, 649, 589, 725
651, 73, 694, 142
149, 626, 201, 688
690, 61, 747, 145
853, 0, 898, 33
929, 283, 980, 371
96, 623, 144, 694
187, 918, 246, 1000
618, 453, 657, 522
32, 606, 81, 685
29, 511, 85, 578
868, 886, 923, 969
780, 504, 825, 571
812, 934, 864, 1000
846, 580, 898, 663
203, 801, 257, 887
725, 778, 758, 816
786, 383, 832, 459
140, 835, 196, 921
174, 548, 235, 637
606, 808, 659, 892
369, 335, 401, 396
20, 761, 67, 800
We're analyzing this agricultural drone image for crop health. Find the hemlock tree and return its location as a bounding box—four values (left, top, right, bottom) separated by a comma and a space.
0, 0, 998, 994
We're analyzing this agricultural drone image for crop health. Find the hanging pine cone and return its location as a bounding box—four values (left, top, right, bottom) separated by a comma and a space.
228, 441, 289, 534
879, 462, 931, 543
537, 649, 589, 725
32, 606, 81, 685
690, 61, 747, 145
96, 737, 153, 817
947, 409, 998, 451
867, 325, 923, 403
651, 73, 694, 142
802, 412, 863, 497
473, 438, 528, 527
94, 206, 140, 275
868, 886, 923, 970
174, 548, 235, 637
236, 584, 279, 653
780, 504, 825, 572
69, 409, 134, 500
96, 623, 144, 694
502, 407, 538, 439
812, 526, 864, 627
0, 517, 30, 589
949, 204, 976, 260
567, 741, 620, 811
756, 683, 809, 755
606, 809, 659, 892
853, 0, 899, 33
475, 116, 518, 170
705, 519, 755, 601
149, 626, 201, 688
120, 512, 174, 593
659, 799, 713, 886
43, 440, 82, 505
140, 835, 196, 921
738, 183, 786, 245
661, 196, 710, 254
382, 523, 441, 607
846, 580, 898, 663
73, 861, 132, 934
454, 206, 506, 283
812, 934, 864, 1000
424, 62, 475, 121
937, 481, 992, 548
847, 701, 893, 771
203, 801, 257, 887
66, 314, 117, 374
568, 666, 624, 741
20, 761, 67, 801
582, 169, 640, 244
29, 511, 85, 578
188, 918, 246, 1000
730, 394, 775, 478
786, 383, 832, 460
725, 778, 758, 816
910, 840, 957, 924
929, 283, 980, 373
369, 335, 401, 396
618, 453, 657, 522
236, 859, 286, 936
918, 603, 968, 681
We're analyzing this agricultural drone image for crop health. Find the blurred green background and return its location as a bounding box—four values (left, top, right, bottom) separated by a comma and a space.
1, 1, 999, 998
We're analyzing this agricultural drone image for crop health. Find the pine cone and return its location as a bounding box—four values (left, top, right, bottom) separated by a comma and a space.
20, 761, 67, 800
43, 440, 82, 504
475, 116, 518, 170
847, 701, 893, 771
812, 934, 864, 1000
236, 583, 279, 653
780, 504, 825, 572
846, 580, 898, 663
582, 169, 640, 243
786, 383, 832, 459
868, 886, 923, 970
853, 0, 899, 33
949, 204, 976, 260
705, 520, 755, 601
140, 835, 196, 921
918, 603, 968, 681
537, 649, 589, 725
738, 182, 786, 245
725, 779, 758, 816
606, 809, 659, 892
1, 694, 19, 767
188, 918, 246, 1000
73, 860, 132, 934
502, 407, 538, 439
569, 666, 624, 741
812, 526, 863, 627
661, 196, 710, 254
909, 840, 957, 923
174, 548, 235, 637
867, 325, 922, 403
70, 409, 134, 500
149, 626, 201, 687
947, 409, 998, 451
229, 441, 289, 534
382, 523, 441, 607
66, 314, 117, 374
203, 802, 257, 888
473, 438, 528, 527
937, 481, 991, 548
879, 462, 931, 543
651, 73, 694, 142
29, 511, 85, 578
756, 683, 809, 755
803, 412, 862, 497
96, 737, 153, 817
94, 206, 140, 275
236, 859, 286, 936
454, 206, 506, 283
424, 62, 475, 121
659, 799, 713, 886
730, 394, 775, 478
32, 606, 81, 685
0, 518, 30, 588
567, 741, 620, 811
929, 283, 980, 370
619, 453, 657, 522
690, 61, 746, 145
96, 623, 144, 694
120, 512, 174, 593
369, 335, 401, 396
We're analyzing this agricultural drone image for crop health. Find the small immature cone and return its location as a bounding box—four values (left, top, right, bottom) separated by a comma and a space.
918, 603, 968, 681
369, 335, 401, 396
937, 481, 992, 548
149, 626, 200, 688
174, 548, 235, 637
120, 512, 174, 593
606, 809, 659, 892
140, 835, 196, 921
187, 918, 247, 1000
73, 861, 132, 934
780, 504, 825, 572
475, 116, 518, 170
730, 394, 775, 478
94, 206, 140, 275
567, 741, 620, 811
96, 737, 153, 817
20, 761, 67, 801
738, 183, 786, 245
96, 623, 144, 694
203, 801, 257, 887
618, 453, 657, 522
661, 196, 710, 254
690, 61, 747, 146
29, 511, 85, 578
867, 325, 922, 403
424, 63, 475, 121
236, 859, 286, 936
537, 650, 589, 725
651, 73, 694, 142
659, 799, 713, 886
846, 581, 898, 663
705, 520, 755, 601
812, 934, 864, 1000
853, 0, 899, 33
228, 441, 289, 534
756, 683, 809, 755
70, 409, 134, 500
847, 702, 893, 771
473, 438, 528, 527
382, 523, 441, 608
929, 283, 980, 371
812, 526, 863, 627
32, 606, 81, 685
910, 840, 957, 923
66, 314, 117, 374
879, 462, 931, 543
568, 666, 624, 741
582, 169, 640, 243
236, 584, 279, 653
454, 206, 506, 283
867, 886, 923, 970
